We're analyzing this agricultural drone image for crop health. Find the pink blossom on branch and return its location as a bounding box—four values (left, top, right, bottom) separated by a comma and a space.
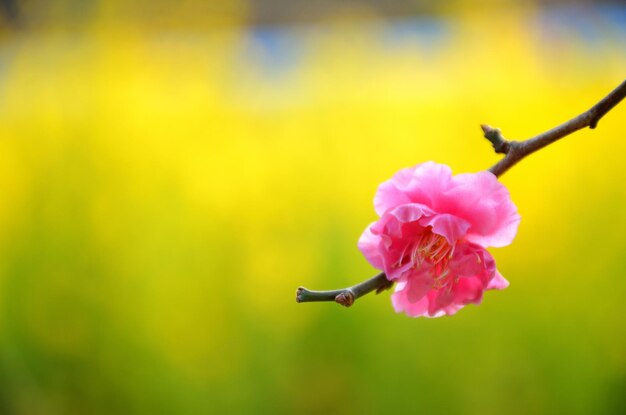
296, 81, 624, 311
358, 162, 520, 318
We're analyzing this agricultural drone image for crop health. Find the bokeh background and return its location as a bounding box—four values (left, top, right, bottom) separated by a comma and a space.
0, 0, 625, 414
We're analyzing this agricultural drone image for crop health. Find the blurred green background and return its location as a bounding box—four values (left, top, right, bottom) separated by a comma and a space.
0, 1, 625, 414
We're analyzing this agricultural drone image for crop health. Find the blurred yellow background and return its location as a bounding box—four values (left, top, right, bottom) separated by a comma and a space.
0, 1, 625, 414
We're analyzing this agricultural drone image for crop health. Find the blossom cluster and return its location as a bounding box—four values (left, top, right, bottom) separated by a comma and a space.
358, 162, 520, 317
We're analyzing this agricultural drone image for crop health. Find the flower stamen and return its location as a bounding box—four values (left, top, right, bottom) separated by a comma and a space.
397, 228, 459, 290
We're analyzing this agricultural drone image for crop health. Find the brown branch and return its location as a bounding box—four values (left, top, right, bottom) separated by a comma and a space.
485, 79, 626, 177
295, 79, 626, 307
296, 272, 392, 307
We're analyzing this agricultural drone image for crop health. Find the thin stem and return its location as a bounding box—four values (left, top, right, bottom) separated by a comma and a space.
296, 272, 392, 307
295, 79, 626, 308
486, 79, 626, 177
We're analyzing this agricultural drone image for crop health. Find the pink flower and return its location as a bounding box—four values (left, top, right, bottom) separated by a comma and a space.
358, 162, 520, 318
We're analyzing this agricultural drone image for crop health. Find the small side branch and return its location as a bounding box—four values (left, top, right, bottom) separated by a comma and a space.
485, 79, 626, 177
481, 125, 511, 154
296, 272, 392, 307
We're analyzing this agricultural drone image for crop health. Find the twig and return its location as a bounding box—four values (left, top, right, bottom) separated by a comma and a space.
485, 79, 626, 177
295, 79, 626, 307
296, 272, 392, 307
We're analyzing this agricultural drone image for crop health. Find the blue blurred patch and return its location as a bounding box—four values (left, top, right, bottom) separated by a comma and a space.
539, 3, 626, 48
242, 3, 625, 80
248, 26, 303, 79
382, 17, 448, 49
598, 3, 626, 37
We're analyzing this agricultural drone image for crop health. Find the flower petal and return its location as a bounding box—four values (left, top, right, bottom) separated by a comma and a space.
386, 203, 436, 224
357, 224, 384, 270
374, 162, 453, 216
452, 276, 485, 305
444, 171, 521, 248
405, 270, 434, 303
392, 285, 431, 317
419, 213, 471, 245
448, 242, 496, 280
486, 270, 509, 290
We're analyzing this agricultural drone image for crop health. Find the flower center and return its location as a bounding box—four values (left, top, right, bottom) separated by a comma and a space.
410, 230, 454, 267
395, 229, 458, 289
